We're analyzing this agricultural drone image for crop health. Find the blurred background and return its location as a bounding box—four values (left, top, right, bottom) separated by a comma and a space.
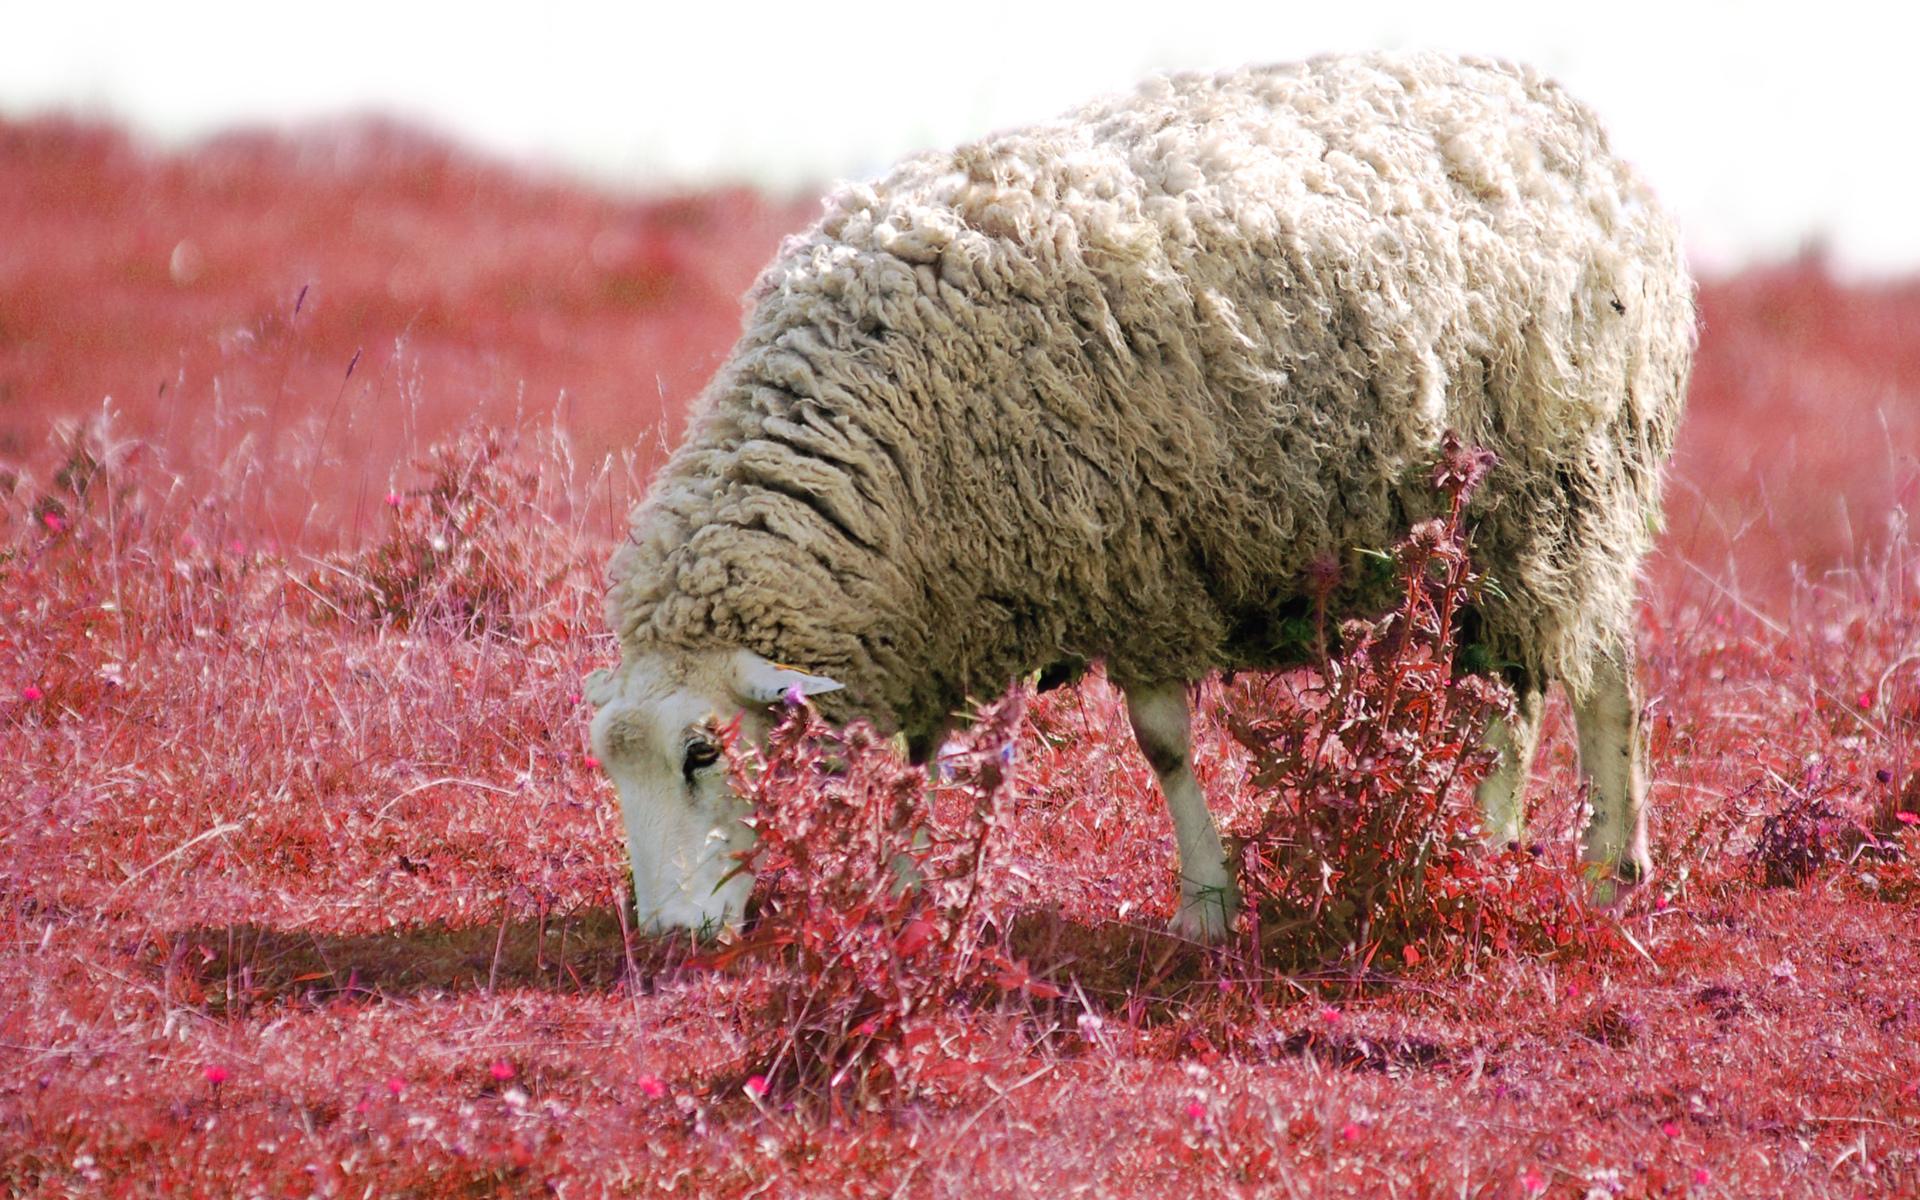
2, 0, 1915, 561
9, 0, 1915, 273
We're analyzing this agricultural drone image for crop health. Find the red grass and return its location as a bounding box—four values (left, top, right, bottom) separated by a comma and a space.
4, 119, 1920, 1195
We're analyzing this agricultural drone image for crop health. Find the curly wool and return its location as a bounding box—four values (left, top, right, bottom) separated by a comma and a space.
608, 51, 1695, 737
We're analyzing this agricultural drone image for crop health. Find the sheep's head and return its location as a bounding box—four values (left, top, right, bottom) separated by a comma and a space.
583, 647, 843, 935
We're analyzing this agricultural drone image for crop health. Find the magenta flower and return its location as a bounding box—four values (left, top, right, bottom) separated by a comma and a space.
203, 1065, 228, 1086
744, 1075, 769, 1097
489, 1060, 515, 1082
638, 1075, 666, 1099
1431, 432, 1498, 495
20, 686, 43, 702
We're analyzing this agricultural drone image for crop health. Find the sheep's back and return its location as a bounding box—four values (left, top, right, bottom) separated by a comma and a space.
900, 52, 1693, 689
615, 52, 1694, 721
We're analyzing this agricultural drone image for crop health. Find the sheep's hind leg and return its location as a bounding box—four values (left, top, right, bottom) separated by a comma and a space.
1123, 681, 1237, 942
1571, 648, 1654, 903
1476, 681, 1544, 847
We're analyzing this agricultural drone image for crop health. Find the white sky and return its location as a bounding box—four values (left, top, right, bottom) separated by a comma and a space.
4, 0, 1915, 275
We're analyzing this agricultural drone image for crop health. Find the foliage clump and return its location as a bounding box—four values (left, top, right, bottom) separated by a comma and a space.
1744, 765, 1864, 887
1224, 434, 1609, 974
705, 689, 1056, 1107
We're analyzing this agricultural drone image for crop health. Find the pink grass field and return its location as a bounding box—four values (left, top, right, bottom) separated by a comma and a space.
3, 118, 1919, 1196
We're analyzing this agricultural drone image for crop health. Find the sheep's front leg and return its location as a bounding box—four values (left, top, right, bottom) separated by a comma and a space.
1123, 681, 1237, 942
1476, 682, 1544, 846
1571, 649, 1654, 901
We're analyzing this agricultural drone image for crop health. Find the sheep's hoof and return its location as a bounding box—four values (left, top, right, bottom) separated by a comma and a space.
1171, 886, 1237, 944
888, 850, 925, 896
1585, 852, 1651, 907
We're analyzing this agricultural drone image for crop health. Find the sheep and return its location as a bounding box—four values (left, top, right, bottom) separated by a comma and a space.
585, 51, 1696, 940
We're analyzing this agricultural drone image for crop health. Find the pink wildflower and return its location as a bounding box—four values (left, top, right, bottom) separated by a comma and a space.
1340, 1122, 1362, 1142
385, 491, 402, 507
638, 1075, 667, 1099
20, 686, 43, 702
1693, 1167, 1711, 1186
1520, 1167, 1547, 1195
489, 1060, 515, 1081
584, 754, 601, 770
1433, 434, 1498, 493
744, 1075, 769, 1097
42, 512, 67, 532
203, 1065, 228, 1086
1662, 1120, 1681, 1137
386, 1077, 405, 1097
1185, 1101, 1205, 1121
1319, 1005, 1342, 1024
1896, 811, 1919, 826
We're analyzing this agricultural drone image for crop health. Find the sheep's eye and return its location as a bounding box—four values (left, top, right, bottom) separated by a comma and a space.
682, 739, 722, 780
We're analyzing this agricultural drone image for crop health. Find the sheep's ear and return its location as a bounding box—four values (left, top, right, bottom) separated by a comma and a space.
731, 650, 844, 705
583, 668, 618, 708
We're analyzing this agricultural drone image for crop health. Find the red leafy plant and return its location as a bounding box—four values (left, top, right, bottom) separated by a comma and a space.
1744, 763, 1868, 888
1743, 762, 1920, 895
1224, 434, 1611, 975
703, 687, 1057, 1107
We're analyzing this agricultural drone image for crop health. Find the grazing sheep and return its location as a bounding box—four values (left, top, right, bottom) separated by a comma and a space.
587, 51, 1695, 940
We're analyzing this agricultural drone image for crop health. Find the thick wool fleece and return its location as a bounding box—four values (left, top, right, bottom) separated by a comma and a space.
608, 52, 1695, 738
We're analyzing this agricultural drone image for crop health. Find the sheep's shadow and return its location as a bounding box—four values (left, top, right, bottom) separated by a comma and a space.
158, 905, 1223, 1014
157, 909, 1465, 1077
160, 905, 702, 1008
1005, 910, 1222, 1010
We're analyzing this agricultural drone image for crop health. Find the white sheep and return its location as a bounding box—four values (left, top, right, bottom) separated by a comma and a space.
586, 51, 1695, 940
